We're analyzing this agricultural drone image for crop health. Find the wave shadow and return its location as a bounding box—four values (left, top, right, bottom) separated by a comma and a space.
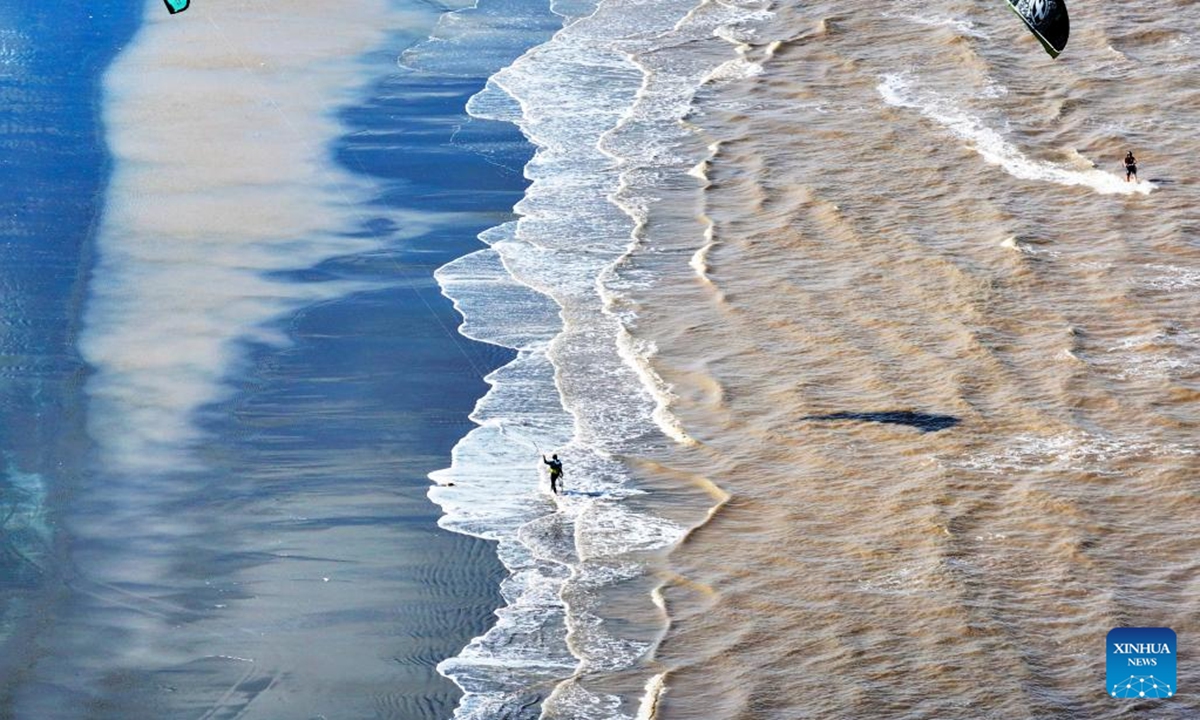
801, 411, 960, 433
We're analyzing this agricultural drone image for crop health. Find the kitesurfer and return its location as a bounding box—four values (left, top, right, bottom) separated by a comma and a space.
1124, 150, 1138, 182
542, 454, 564, 495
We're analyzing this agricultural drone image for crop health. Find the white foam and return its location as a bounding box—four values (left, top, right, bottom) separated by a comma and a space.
1143, 264, 1200, 291
702, 56, 764, 85
953, 430, 1198, 476
547, 682, 636, 720
878, 73, 1155, 196
883, 11, 987, 39
1101, 328, 1198, 381
576, 502, 685, 561
399, 0, 563, 79
428, 0, 773, 713
435, 245, 562, 349
635, 672, 668, 720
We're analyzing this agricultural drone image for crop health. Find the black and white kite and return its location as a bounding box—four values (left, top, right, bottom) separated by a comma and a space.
1006, 0, 1069, 57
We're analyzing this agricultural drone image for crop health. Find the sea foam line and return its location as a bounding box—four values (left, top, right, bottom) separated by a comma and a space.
598, 0, 771, 451
429, 0, 774, 717
878, 72, 1154, 196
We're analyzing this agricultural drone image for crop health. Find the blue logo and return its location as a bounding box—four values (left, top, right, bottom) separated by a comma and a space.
1107, 627, 1176, 698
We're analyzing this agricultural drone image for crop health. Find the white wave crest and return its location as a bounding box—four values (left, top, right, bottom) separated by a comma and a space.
878, 73, 1155, 196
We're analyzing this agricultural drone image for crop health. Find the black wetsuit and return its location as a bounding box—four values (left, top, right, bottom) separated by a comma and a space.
1125, 153, 1137, 180
543, 456, 563, 494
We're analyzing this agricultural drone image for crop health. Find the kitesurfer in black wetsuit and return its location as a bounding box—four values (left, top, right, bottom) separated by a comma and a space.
1124, 150, 1137, 182
542, 454, 563, 495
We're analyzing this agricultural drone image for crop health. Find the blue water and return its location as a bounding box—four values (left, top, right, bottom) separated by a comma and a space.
0, 0, 140, 647
0, 1, 552, 717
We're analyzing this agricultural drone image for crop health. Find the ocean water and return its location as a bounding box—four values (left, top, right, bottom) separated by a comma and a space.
2, 0, 543, 717
3, 0, 1198, 718
430, 0, 1199, 717
0, 0, 140, 690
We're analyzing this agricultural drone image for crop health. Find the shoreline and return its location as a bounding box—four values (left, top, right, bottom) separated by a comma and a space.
427, 0, 773, 714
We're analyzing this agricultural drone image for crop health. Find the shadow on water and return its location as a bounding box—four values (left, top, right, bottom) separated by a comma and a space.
801, 411, 960, 433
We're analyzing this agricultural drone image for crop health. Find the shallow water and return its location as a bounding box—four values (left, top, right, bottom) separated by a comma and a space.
616, 3, 1196, 718
435, 0, 1200, 717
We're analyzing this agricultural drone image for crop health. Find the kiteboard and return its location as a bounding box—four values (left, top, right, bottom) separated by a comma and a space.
1006, 0, 1069, 58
